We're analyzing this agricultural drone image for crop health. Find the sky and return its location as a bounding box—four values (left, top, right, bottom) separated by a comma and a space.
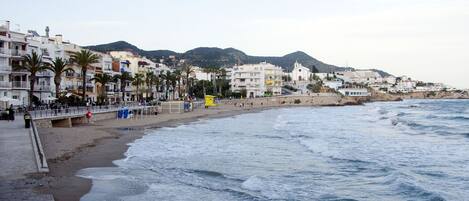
2, 0, 469, 88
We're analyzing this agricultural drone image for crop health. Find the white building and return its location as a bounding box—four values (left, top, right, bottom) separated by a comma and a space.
230, 62, 283, 98
192, 66, 212, 81
0, 21, 30, 106
290, 61, 311, 82
323, 80, 343, 90
338, 88, 370, 97
335, 70, 382, 84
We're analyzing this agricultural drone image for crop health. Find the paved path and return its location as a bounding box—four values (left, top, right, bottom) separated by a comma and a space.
0, 117, 38, 179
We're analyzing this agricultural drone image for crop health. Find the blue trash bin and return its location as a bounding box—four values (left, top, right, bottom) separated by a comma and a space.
123, 107, 129, 118
117, 109, 123, 118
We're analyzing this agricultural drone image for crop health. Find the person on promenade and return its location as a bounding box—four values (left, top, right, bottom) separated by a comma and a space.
7, 104, 14, 121
24, 111, 31, 128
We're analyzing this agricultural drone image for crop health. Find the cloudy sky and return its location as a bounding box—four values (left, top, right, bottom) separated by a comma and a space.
3, 0, 469, 88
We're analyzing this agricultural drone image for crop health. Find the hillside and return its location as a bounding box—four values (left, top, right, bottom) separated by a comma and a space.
85, 41, 390, 76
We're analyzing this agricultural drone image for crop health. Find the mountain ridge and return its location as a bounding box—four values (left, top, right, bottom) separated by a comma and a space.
85, 41, 391, 76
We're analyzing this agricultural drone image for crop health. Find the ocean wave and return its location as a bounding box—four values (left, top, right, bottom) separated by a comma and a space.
393, 181, 447, 201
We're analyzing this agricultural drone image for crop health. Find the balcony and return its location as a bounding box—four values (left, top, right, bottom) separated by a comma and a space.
0, 48, 9, 55
12, 81, 28, 89
0, 64, 11, 72
34, 85, 51, 91
0, 81, 11, 88
10, 49, 27, 57
37, 71, 53, 77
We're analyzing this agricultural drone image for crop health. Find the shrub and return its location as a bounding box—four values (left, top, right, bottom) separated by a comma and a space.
294, 99, 301, 104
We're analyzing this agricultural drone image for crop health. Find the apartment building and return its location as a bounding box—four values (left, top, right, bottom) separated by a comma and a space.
230, 62, 283, 98
0, 21, 30, 106
109, 51, 158, 101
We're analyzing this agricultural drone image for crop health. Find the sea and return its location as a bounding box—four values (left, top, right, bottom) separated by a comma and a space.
78, 99, 469, 201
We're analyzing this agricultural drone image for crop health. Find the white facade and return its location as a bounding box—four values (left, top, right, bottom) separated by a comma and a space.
335, 70, 382, 84
323, 80, 343, 90
0, 20, 30, 106
290, 61, 311, 82
192, 66, 212, 81
230, 62, 282, 98
338, 88, 370, 97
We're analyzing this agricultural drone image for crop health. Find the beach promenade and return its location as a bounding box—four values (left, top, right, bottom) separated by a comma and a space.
0, 116, 37, 179
0, 116, 54, 201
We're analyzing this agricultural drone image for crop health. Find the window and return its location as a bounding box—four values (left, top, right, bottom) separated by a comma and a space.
12, 95, 18, 99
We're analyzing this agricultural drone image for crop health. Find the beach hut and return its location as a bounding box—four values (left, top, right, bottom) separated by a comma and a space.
204, 95, 217, 108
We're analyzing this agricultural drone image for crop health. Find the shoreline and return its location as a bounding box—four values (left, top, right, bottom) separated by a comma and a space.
41, 105, 273, 201
37, 96, 468, 201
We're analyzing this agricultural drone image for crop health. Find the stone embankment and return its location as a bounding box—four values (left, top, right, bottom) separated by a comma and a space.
370, 90, 469, 102
223, 94, 365, 108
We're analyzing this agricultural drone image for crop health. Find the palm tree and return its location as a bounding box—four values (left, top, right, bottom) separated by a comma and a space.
90, 73, 114, 104
216, 68, 227, 95
182, 64, 194, 96
160, 71, 172, 100
154, 74, 161, 100
70, 50, 100, 103
203, 67, 219, 94
173, 70, 182, 99
132, 73, 145, 102
170, 73, 178, 100
46, 57, 74, 99
145, 71, 156, 100
113, 72, 133, 102
16, 52, 48, 107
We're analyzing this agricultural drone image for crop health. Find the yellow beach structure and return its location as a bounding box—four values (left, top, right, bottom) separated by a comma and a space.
204, 95, 217, 108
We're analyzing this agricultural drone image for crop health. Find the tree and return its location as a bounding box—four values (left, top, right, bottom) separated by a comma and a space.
203, 67, 219, 94
154, 74, 161, 100
90, 73, 114, 104
170, 73, 177, 100
215, 68, 227, 96
173, 70, 182, 99
145, 71, 156, 100
16, 52, 48, 107
160, 71, 173, 100
70, 50, 100, 103
46, 57, 74, 99
113, 72, 133, 102
307, 81, 323, 93
132, 73, 145, 102
182, 64, 194, 96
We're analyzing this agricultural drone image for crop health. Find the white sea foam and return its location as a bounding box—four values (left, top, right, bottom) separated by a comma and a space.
241, 176, 264, 191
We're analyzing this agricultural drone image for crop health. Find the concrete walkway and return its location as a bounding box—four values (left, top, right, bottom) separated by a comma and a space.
0, 117, 38, 179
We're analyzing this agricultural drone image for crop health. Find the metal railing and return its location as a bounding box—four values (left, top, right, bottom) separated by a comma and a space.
12, 81, 28, 88
0, 81, 11, 88
0, 48, 9, 55
10, 49, 27, 57
29, 102, 153, 119
0, 64, 11, 72
34, 85, 51, 91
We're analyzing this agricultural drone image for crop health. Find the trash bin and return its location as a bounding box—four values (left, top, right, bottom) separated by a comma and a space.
117, 109, 123, 118
24, 113, 31, 128
123, 107, 129, 118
